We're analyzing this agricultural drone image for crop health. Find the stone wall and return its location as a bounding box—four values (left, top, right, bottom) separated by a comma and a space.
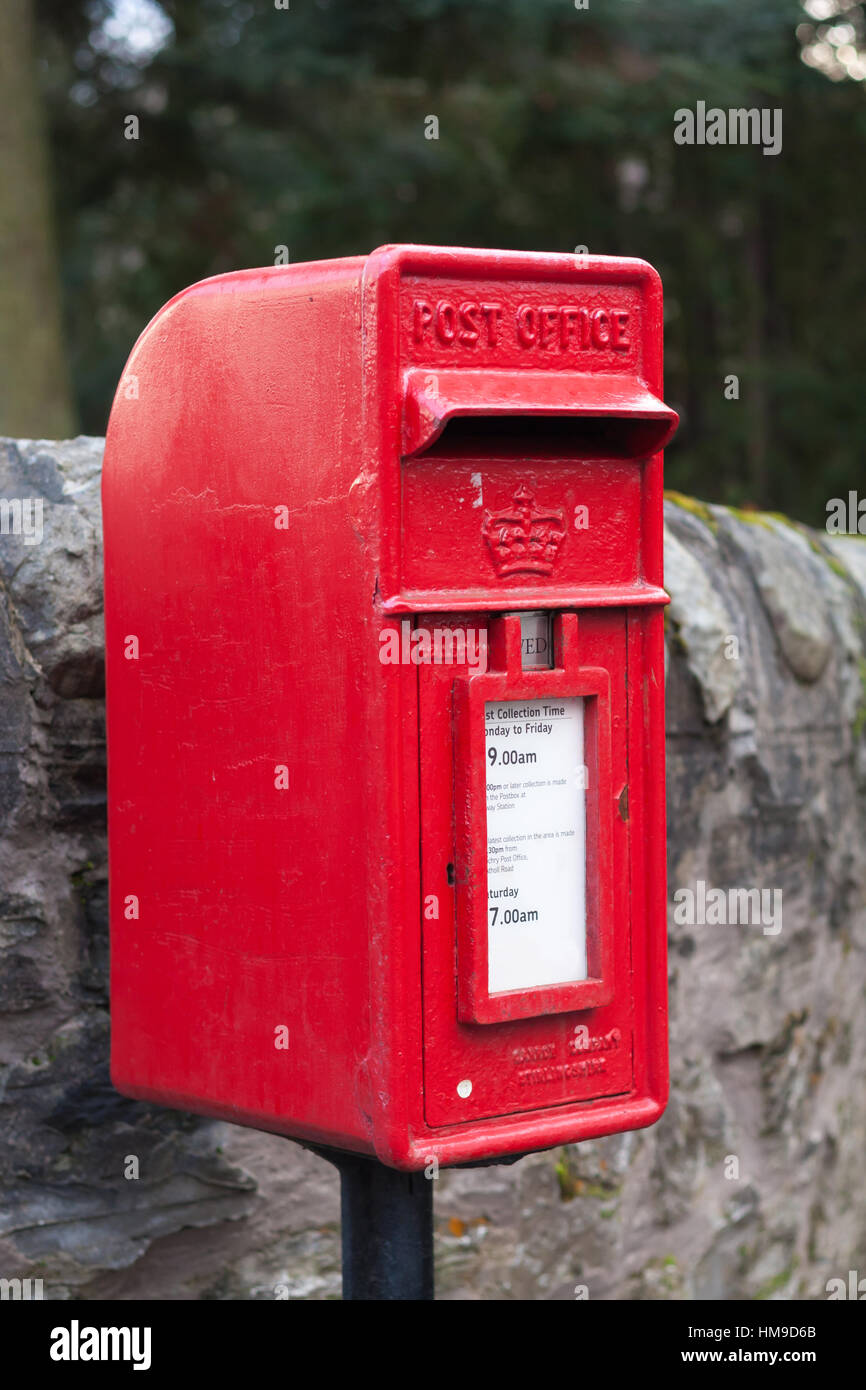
1, 436, 864, 1300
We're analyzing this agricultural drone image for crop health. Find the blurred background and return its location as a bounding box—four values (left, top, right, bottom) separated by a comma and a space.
2, 0, 864, 522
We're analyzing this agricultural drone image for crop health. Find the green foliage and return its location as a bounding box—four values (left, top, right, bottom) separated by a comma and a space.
35, 0, 866, 524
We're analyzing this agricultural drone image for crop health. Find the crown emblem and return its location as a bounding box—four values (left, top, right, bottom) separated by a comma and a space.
481, 485, 566, 578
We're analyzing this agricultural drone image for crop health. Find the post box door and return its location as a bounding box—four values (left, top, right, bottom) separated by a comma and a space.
418, 609, 635, 1129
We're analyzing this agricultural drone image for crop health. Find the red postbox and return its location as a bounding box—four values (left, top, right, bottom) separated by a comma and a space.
103, 245, 677, 1170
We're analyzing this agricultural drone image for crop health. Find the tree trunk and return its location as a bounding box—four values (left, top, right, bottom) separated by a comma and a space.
0, 0, 76, 438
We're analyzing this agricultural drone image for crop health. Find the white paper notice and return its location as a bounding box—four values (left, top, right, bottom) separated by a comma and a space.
485, 698, 587, 994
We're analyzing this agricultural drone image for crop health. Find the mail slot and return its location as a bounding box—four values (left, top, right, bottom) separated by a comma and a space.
103, 245, 677, 1169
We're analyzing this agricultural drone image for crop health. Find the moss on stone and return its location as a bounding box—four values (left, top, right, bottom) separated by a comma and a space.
803, 531, 850, 578
753, 1260, 797, 1301
664, 490, 717, 528
554, 1150, 578, 1200
554, 1148, 622, 1201
854, 657, 866, 740
726, 505, 778, 532
637, 1254, 682, 1294
824, 552, 850, 581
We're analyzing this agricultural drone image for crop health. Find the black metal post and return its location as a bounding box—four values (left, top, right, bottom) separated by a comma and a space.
304, 1144, 434, 1300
